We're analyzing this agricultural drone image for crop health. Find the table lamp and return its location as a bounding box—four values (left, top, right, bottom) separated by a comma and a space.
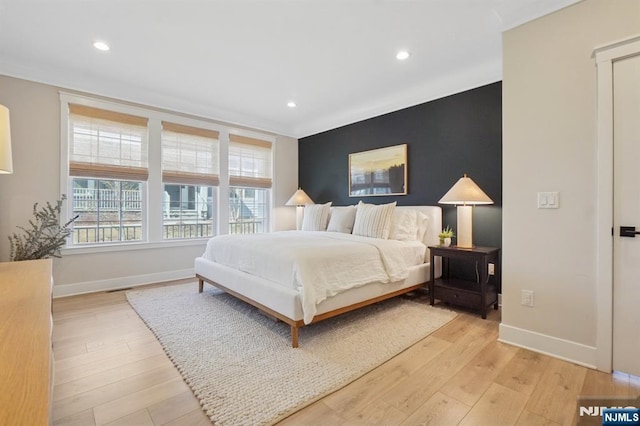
286, 188, 313, 230
439, 174, 492, 248
0, 104, 13, 174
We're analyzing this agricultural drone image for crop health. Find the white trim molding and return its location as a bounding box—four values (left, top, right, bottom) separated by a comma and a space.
593, 34, 640, 373
499, 323, 597, 369
52, 268, 195, 298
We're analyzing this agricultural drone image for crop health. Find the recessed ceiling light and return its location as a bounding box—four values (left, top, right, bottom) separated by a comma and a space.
396, 51, 410, 60
93, 41, 110, 51
287, 101, 296, 108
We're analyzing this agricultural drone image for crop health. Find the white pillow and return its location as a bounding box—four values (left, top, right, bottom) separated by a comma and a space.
389, 209, 419, 241
352, 201, 397, 239
416, 212, 430, 244
327, 206, 357, 233
301, 202, 332, 231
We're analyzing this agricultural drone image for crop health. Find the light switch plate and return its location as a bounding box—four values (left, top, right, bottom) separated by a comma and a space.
537, 192, 559, 209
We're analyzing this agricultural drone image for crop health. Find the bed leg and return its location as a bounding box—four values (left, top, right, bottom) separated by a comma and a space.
198, 278, 204, 293
291, 325, 299, 348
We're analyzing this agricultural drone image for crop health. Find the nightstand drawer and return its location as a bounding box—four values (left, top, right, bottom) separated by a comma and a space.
434, 285, 481, 308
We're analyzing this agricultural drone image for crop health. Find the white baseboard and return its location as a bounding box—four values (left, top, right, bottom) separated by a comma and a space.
498, 323, 598, 369
52, 268, 195, 298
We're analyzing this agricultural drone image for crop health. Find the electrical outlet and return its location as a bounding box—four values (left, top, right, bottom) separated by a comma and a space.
521, 290, 534, 307
488, 263, 495, 275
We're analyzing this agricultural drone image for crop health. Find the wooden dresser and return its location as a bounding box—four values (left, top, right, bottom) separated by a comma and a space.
0, 259, 53, 425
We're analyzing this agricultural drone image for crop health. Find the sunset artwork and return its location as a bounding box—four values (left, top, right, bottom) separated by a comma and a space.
349, 144, 407, 196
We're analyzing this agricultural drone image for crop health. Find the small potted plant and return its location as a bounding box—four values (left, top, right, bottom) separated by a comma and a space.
438, 226, 454, 246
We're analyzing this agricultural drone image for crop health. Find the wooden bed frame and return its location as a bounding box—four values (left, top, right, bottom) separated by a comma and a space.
195, 205, 442, 348
197, 275, 425, 348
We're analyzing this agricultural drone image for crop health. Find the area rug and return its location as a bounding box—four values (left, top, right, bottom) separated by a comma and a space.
126, 283, 456, 425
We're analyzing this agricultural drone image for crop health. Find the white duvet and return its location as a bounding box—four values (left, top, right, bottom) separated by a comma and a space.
202, 231, 426, 324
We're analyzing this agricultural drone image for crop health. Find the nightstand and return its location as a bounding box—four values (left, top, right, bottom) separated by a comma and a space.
429, 245, 500, 319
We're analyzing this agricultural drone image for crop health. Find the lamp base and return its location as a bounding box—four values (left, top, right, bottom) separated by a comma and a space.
457, 205, 473, 248
296, 206, 304, 230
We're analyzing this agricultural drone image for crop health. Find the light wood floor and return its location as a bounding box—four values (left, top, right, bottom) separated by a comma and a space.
52, 280, 639, 426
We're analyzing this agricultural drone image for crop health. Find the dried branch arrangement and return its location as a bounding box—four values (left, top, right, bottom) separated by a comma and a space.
8, 195, 78, 261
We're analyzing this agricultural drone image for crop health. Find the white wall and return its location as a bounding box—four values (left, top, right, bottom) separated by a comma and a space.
501, 0, 640, 367
273, 134, 299, 232
0, 75, 298, 296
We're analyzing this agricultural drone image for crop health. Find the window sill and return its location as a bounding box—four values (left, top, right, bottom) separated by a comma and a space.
60, 238, 210, 256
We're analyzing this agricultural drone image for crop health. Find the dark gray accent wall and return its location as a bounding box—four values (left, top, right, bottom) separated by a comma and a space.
298, 81, 502, 250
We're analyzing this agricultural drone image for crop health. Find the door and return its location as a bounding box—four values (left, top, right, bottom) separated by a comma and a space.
613, 52, 640, 376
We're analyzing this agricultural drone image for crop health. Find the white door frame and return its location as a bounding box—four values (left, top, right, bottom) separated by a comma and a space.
594, 34, 640, 372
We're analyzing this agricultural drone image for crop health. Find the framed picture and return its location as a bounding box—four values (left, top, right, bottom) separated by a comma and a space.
349, 144, 407, 197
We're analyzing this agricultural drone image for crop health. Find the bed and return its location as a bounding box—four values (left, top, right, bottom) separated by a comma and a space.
195, 204, 442, 347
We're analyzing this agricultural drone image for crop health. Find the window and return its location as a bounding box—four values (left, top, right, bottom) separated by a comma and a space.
163, 184, 215, 239
68, 105, 148, 244
72, 179, 143, 244
228, 134, 272, 234
229, 187, 269, 234
161, 122, 219, 239
62, 94, 276, 250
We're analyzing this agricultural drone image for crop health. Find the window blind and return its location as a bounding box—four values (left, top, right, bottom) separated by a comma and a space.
228, 134, 272, 188
68, 104, 149, 181
161, 122, 220, 186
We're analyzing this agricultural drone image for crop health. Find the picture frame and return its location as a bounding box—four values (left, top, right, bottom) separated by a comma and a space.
349, 144, 407, 197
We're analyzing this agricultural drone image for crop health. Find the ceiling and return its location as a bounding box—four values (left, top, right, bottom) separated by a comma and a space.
0, 0, 579, 138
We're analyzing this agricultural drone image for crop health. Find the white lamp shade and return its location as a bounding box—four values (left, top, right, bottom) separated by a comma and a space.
0, 104, 12, 174
286, 188, 314, 206
438, 174, 493, 205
